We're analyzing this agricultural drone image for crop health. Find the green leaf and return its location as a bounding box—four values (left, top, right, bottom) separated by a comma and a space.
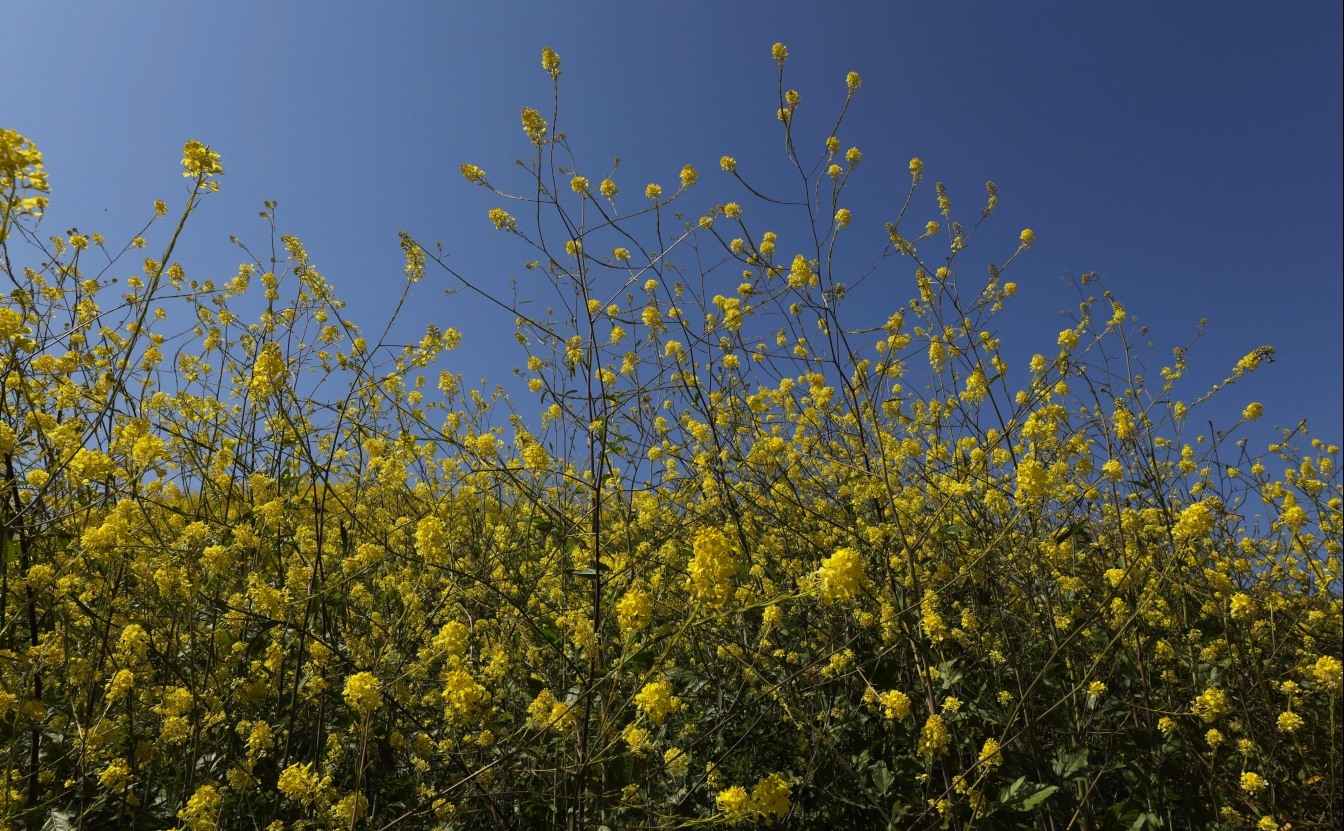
870, 761, 894, 797
1020, 785, 1057, 810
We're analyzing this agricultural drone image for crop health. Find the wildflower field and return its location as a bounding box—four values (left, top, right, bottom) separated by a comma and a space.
0, 44, 1339, 831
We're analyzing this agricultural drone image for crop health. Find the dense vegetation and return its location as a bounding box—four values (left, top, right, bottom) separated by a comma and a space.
0, 44, 1339, 831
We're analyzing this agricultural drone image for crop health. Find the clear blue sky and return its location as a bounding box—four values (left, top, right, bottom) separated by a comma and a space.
5, 1, 1341, 441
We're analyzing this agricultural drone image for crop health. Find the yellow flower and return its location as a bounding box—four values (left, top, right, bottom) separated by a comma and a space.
680, 164, 698, 188
1243, 401, 1263, 422
1240, 771, 1267, 795
1057, 328, 1079, 350
909, 157, 924, 177
846, 71, 862, 92
635, 678, 681, 724
664, 747, 690, 777
845, 147, 862, 166
1276, 710, 1303, 733
178, 784, 222, 831
979, 737, 1003, 769
720, 156, 737, 172
415, 515, 448, 562
571, 175, 589, 193
834, 208, 851, 228
489, 207, 515, 230
278, 762, 321, 805
1020, 228, 1035, 246
108, 668, 135, 700
600, 178, 617, 197
1229, 592, 1255, 620
442, 668, 489, 724
541, 46, 562, 79
918, 714, 950, 757
646, 183, 662, 200
250, 342, 288, 398
616, 587, 652, 633
1173, 501, 1215, 541
878, 689, 911, 721
1312, 655, 1343, 695
460, 163, 486, 184
181, 140, 223, 180
751, 773, 792, 822
521, 107, 549, 143
99, 758, 133, 793
771, 42, 788, 64
788, 254, 813, 288
343, 671, 382, 715
717, 785, 751, 821
622, 723, 653, 755
816, 547, 863, 604
686, 528, 738, 605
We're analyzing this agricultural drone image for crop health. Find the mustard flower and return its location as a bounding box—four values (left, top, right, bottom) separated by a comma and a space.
720, 156, 737, 172
1313, 655, 1343, 695
846, 71, 862, 92
717, 785, 751, 821
680, 164, 697, 188
1020, 228, 1035, 246
599, 178, 617, 197
343, 671, 382, 716
541, 46, 561, 79
979, 737, 1003, 770
879, 689, 911, 721
616, 586, 652, 633
460, 163, 486, 184
178, 784, 221, 831
918, 714, 950, 757
835, 208, 852, 228
664, 747, 690, 777
751, 773, 792, 822
771, 42, 788, 64
634, 678, 681, 724
181, 140, 223, 180
687, 527, 737, 605
1240, 771, 1267, 795
646, 183, 662, 200
571, 175, 589, 193
816, 546, 863, 603
521, 107, 548, 143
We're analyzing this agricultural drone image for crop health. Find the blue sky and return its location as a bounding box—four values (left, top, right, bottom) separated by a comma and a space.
4, 1, 1341, 441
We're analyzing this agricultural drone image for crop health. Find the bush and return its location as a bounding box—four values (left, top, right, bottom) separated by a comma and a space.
0, 45, 1339, 831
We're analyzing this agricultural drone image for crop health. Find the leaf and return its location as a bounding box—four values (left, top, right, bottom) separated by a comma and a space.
1053, 521, 1088, 543
869, 761, 894, 797
1053, 748, 1089, 778
1020, 785, 1058, 810
1000, 778, 1057, 811
43, 811, 75, 831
